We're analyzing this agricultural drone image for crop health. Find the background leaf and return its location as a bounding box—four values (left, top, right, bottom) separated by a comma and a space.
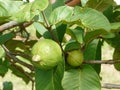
62, 65, 101, 90
85, 0, 115, 12
3, 81, 13, 90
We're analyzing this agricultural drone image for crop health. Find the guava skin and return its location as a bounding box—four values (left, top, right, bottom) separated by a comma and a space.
67, 49, 83, 67
31, 39, 62, 70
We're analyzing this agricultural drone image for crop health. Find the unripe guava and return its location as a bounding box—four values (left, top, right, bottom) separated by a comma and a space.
113, 47, 120, 71
31, 39, 62, 70
67, 49, 83, 67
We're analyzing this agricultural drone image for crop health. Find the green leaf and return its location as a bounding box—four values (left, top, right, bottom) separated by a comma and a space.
52, 0, 64, 9
35, 60, 64, 90
105, 35, 120, 48
111, 22, 120, 30
56, 24, 67, 42
84, 39, 102, 74
0, 59, 9, 77
12, 0, 49, 22
33, 22, 47, 35
62, 65, 101, 90
84, 29, 107, 44
0, 0, 23, 15
3, 81, 13, 90
68, 7, 111, 31
85, 0, 115, 12
64, 40, 80, 52
70, 27, 84, 44
0, 33, 15, 44
49, 6, 73, 25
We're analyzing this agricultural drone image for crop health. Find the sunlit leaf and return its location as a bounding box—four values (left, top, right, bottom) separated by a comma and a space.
67, 7, 111, 31
49, 6, 73, 24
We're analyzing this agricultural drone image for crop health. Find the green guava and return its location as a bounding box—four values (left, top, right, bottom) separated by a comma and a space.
67, 49, 83, 67
31, 39, 62, 70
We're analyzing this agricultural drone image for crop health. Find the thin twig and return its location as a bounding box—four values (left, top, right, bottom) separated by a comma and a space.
83, 60, 120, 64
0, 21, 33, 32
1, 44, 34, 71
102, 83, 120, 89
41, 11, 50, 28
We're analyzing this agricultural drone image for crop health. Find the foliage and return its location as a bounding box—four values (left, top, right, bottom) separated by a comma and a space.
0, 0, 120, 90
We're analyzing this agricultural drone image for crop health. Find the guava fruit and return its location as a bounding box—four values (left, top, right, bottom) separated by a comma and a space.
66, 49, 83, 67
31, 39, 62, 70
113, 47, 120, 71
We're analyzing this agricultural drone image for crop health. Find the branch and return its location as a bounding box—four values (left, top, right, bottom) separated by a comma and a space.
1, 44, 34, 71
0, 21, 33, 32
102, 83, 120, 89
83, 59, 120, 64
65, 0, 80, 6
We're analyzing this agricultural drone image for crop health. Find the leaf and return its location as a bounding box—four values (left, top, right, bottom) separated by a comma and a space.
111, 22, 120, 30
52, 0, 64, 9
84, 29, 107, 44
105, 35, 120, 48
70, 27, 84, 44
0, 33, 15, 44
67, 7, 111, 31
12, 0, 49, 22
33, 22, 47, 35
3, 81, 13, 90
56, 24, 67, 42
62, 65, 101, 90
49, 6, 73, 25
84, 39, 102, 74
0, 59, 9, 77
85, 0, 115, 12
35, 60, 64, 90
0, 0, 24, 15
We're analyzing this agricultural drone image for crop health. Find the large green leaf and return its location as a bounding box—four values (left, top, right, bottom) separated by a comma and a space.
84, 39, 102, 74
49, 6, 73, 25
12, 0, 49, 22
62, 65, 101, 90
85, 0, 115, 12
67, 7, 111, 31
35, 60, 64, 90
0, 0, 23, 15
